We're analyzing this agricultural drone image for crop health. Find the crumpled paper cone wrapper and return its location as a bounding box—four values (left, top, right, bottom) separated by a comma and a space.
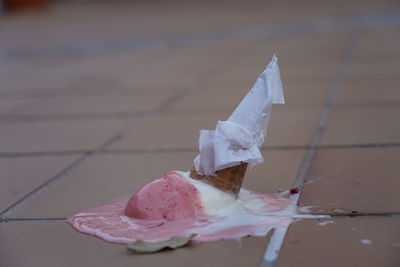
194, 55, 285, 176
190, 162, 248, 196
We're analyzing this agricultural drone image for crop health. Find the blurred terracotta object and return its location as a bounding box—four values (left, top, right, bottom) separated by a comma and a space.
3, 0, 50, 12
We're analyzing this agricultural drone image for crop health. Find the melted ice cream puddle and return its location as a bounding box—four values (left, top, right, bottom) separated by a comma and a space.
67, 172, 293, 244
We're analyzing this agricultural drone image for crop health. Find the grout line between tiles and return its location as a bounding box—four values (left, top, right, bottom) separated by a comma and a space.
0, 86, 173, 99
103, 143, 400, 153
0, 150, 92, 158
317, 143, 400, 149
0, 45, 251, 219
291, 31, 362, 191
102, 146, 310, 154
261, 30, 362, 267
1, 143, 399, 158
1, 99, 400, 122
311, 212, 400, 217
0, 112, 146, 122
0, 153, 90, 219
334, 100, 400, 109
2, 213, 398, 225
0, 218, 66, 223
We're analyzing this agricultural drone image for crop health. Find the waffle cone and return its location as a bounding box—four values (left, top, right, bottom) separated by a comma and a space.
190, 162, 248, 196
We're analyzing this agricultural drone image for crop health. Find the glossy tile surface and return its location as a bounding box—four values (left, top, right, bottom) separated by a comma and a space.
277, 217, 400, 267
299, 148, 400, 214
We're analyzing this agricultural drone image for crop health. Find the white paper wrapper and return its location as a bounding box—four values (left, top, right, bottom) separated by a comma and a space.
194, 55, 285, 175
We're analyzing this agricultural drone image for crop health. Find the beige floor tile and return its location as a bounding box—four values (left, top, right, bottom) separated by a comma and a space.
205, 33, 349, 82
320, 106, 400, 145
167, 78, 331, 113
279, 78, 332, 108
276, 217, 400, 267
108, 41, 249, 90
12, 150, 302, 218
179, 32, 351, 109
182, 69, 336, 110
0, 56, 119, 94
0, 39, 246, 94
166, 88, 253, 114
0, 51, 179, 94
244, 149, 305, 194
335, 26, 400, 106
0, 119, 131, 153
0, 2, 257, 49
354, 25, 400, 58
264, 107, 320, 147
108, 112, 228, 151
8, 92, 175, 116
11, 153, 196, 218
248, 31, 351, 64
0, 221, 270, 267
335, 77, 400, 106
345, 60, 400, 83
299, 148, 400, 214
0, 98, 37, 115
0, 155, 81, 213
1, 0, 396, 51
109, 108, 320, 151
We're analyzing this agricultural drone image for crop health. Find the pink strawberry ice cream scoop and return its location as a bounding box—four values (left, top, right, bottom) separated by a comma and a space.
124, 172, 204, 221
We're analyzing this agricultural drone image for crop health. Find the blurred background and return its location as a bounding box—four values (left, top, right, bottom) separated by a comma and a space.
1, 0, 399, 105
0, 0, 399, 153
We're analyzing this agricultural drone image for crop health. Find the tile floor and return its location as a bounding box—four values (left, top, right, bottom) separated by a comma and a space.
0, 0, 399, 266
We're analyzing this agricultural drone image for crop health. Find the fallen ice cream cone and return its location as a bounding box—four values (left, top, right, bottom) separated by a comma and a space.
190, 162, 248, 196
67, 55, 291, 248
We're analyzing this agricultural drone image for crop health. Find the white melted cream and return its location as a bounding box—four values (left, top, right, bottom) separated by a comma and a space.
174, 170, 293, 238
175, 171, 236, 213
